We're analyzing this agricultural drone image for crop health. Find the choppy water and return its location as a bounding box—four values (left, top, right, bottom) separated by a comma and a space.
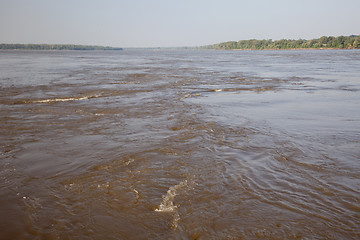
0, 49, 359, 239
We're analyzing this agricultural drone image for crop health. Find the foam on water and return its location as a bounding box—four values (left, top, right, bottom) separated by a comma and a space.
31, 94, 101, 103
155, 180, 188, 213
155, 180, 188, 228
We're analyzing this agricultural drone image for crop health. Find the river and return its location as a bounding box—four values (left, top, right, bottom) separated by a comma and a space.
0, 49, 359, 239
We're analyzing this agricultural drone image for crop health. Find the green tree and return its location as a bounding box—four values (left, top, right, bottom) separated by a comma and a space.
353, 40, 360, 48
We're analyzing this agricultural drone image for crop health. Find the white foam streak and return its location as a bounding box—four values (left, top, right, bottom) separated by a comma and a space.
155, 180, 188, 229
155, 180, 187, 213
32, 95, 99, 103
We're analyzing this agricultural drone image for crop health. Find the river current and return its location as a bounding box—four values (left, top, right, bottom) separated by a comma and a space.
0, 49, 359, 239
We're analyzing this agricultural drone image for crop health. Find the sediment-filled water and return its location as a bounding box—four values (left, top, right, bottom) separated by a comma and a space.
0, 49, 359, 239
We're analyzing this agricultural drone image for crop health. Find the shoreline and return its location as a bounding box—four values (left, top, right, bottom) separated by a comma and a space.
198, 47, 359, 51
228, 47, 357, 51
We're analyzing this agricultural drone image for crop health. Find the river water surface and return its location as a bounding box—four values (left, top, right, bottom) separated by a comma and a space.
0, 49, 359, 239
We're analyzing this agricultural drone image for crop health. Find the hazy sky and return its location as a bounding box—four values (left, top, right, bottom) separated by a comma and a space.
1, 0, 359, 48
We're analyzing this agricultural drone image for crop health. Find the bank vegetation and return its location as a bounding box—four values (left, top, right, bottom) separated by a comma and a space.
203, 35, 360, 50
0, 44, 123, 50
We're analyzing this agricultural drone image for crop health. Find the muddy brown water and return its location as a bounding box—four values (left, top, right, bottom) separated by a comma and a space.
0, 49, 359, 239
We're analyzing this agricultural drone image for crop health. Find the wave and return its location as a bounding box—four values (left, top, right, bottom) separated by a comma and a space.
155, 180, 188, 229
31, 95, 100, 103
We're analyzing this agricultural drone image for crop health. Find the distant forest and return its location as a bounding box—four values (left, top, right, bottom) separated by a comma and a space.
0, 44, 123, 50
203, 35, 360, 50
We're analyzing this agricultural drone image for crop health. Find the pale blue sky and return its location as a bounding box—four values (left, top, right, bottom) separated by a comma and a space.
1, 0, 359, 48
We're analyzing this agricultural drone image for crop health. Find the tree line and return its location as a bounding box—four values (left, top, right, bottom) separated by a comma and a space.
0, 44, 123, 50
203, 35, 360, 50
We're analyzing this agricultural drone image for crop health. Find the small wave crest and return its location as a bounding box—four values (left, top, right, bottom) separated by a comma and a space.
155, 180, 188, 228
32, 94, 100, 103
155, 180, 187, 213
